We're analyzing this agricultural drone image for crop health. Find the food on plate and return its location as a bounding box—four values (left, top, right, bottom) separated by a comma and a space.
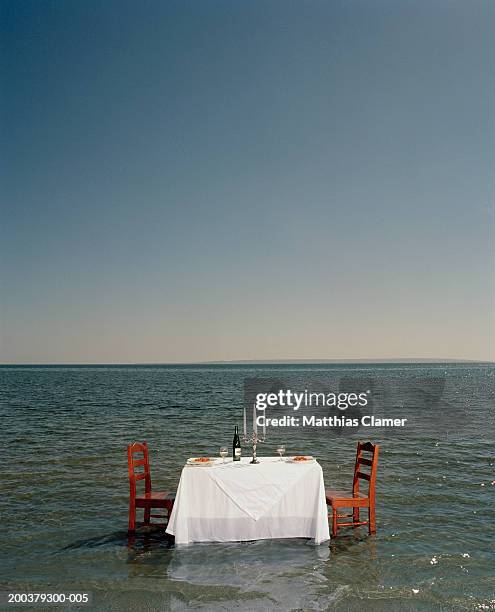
293, 455, 310, 462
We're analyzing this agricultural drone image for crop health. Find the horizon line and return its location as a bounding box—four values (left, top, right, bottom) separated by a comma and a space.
0, 358, 493, 367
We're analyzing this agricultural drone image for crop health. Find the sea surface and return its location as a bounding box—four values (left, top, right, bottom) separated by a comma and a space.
1, 363, 494, 611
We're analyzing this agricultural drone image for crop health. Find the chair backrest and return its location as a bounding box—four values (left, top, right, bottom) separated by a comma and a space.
127, 441, 152, 498
352, 441, 379, 500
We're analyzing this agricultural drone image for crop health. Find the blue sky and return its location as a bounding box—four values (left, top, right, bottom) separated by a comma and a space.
1, 0, 494, 363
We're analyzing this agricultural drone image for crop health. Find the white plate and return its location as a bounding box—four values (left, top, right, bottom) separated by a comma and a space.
186, 457, 216, 467
285, 455, 315, 464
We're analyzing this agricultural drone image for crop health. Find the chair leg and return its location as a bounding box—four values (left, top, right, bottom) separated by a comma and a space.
369, 504, 376, 535
332, 507, 338, 538
128, 502, 136, 534
144, 507, 151, 525
353, 508, 359, 526
127, 533, 136, 548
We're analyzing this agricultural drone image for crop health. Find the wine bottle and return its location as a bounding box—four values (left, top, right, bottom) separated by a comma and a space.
233, 425, 241, 461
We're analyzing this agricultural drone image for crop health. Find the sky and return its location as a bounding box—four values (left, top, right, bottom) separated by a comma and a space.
1, 0, 494, 363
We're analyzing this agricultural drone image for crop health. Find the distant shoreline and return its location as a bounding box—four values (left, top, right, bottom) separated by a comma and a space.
0, 359, 493, 367
202, 358, 486, 364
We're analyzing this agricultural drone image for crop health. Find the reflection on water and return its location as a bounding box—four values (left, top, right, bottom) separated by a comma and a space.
1, 364, 494, 610
166, 541, 333, 611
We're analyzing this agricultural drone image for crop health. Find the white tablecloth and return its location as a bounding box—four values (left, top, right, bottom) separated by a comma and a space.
166, 457, 330, 545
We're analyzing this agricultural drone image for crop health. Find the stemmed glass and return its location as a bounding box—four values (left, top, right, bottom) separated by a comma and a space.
219, 446, 228, 463
276, 444, 286, 461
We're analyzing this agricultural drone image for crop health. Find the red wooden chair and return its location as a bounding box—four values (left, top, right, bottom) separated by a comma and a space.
127, 441, 175, 534
326, 441, 379, 537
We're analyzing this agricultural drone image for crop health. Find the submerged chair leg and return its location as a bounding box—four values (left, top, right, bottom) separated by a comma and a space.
353, 507, 359, 526
369, 505, 376, 534
144, 507, 151, 525
332, 507, 338, 538
128, 502, 136, 534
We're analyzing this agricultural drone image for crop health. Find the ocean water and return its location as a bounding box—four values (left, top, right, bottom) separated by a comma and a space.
1, 363, 494, 611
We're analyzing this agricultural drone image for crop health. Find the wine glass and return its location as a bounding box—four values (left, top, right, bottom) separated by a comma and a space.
276, 444, 286, 461
219, 446, 228, 463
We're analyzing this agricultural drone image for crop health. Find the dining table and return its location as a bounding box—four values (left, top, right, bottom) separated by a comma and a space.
166, 456, 330, 545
